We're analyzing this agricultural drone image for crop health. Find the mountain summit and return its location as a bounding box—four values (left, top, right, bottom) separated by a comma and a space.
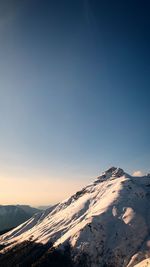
95, 166, 126, 181
0, 167, 150, 267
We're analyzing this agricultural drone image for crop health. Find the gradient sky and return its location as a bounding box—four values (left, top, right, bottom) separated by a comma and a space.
0, 0, 150, 206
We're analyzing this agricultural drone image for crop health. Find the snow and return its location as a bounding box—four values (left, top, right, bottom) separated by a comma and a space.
133, 259, 150, 267
0, 167, 150, 267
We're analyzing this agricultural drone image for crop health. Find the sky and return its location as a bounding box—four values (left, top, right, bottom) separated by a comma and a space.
0, 0, 150, 206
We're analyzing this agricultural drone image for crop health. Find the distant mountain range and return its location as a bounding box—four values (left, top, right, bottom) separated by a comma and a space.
0, 205, 40, 234
0, 167, 150, 267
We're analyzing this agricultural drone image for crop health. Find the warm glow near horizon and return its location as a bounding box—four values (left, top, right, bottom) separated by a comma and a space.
0, 173, 90, 207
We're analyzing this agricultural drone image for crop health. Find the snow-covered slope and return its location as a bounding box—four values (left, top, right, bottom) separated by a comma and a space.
133, 258, 150, 267
0, 167, 150, 267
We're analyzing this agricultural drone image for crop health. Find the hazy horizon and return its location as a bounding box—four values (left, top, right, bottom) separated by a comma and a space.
0, 0, 150, 205
0, 167, 148, 206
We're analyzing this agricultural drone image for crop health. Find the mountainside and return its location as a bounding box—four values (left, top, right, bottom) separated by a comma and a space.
0, 167, 150, 267
0, 205, 40, 233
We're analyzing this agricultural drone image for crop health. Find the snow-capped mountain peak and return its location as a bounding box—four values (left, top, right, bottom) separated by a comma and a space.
100, 166, 125, 177
0, 167, 150, 267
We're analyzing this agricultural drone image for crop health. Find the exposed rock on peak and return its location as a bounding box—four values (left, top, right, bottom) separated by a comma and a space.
103, 166, 125, 177
95, 167, 125, 183
104, 166, 118, 174
111, 167, 125, 177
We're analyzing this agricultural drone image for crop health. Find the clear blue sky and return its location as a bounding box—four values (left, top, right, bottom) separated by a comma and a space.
0, 0, 150, 204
